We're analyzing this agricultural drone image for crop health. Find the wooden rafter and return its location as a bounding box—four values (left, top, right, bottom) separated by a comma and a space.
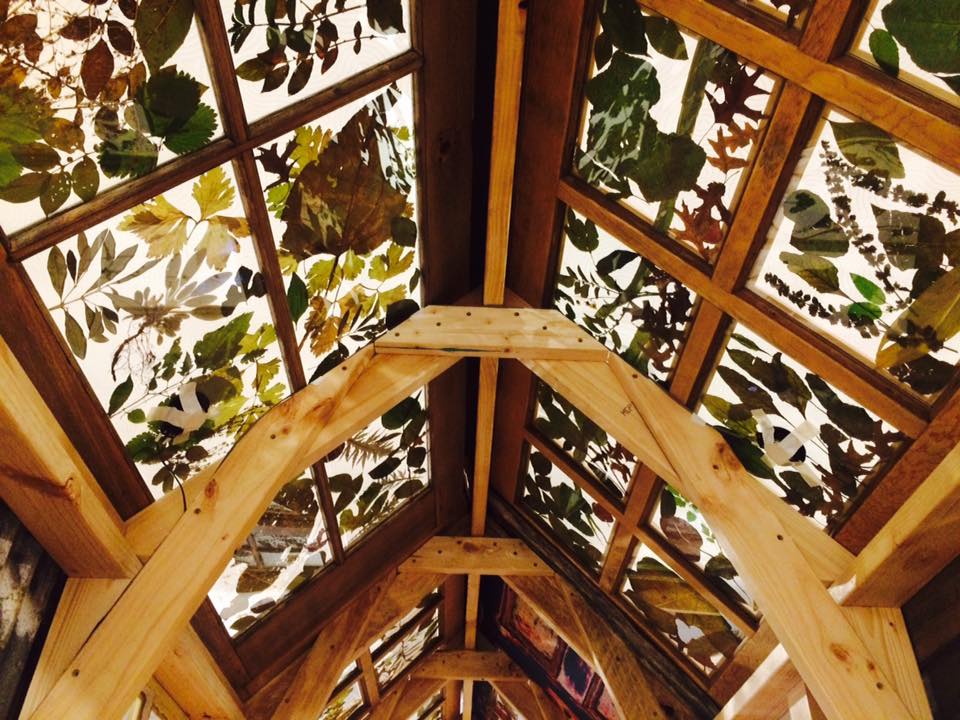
399, 537, 551, 576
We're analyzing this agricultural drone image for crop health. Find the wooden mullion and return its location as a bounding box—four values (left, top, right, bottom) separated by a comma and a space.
359, 651, 381, 704
560, 177, 928, 436
312, 463, 346, 564
193, 0, 250, 142
599, 467, 658, 593
702, 0, 802, 42
797, 0, 862, 60
6, 52, 423, 259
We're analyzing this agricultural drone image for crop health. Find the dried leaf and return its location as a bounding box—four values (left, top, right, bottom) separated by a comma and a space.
81, 39, 115, 100
192, 167, 234, 218
118, 195, 190, 256
47, 246, 67, 296
71, 157, 99, 202
107, 20, 135, 55
59, 15, 102, 40
40, 171, 71, 214
134, 0, 194, 73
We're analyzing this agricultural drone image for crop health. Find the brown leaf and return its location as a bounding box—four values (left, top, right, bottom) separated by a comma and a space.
119, 0, 137, 20
660, 515, 703, 561
60, 15, 102, 40
281, 107, 407, 259
106, 20, 134, 55
81, 39, 114, 99
0, 13, 37, 42
127, 61, 146, 97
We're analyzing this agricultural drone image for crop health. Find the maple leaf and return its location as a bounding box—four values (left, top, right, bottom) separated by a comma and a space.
708, 65, 768, 126
281, 107, 407, 260
674, 183, 730, 256
118, 195, 190, 256
192, 167, 235, 218
725, 120, 759, 150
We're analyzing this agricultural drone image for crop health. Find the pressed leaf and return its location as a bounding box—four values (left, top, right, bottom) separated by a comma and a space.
11, 142, 58, 171
60, 15, 102, 39
882, 0, 960, 74
0, 172, 48, 202
108, 375, 134, 414
599, 0, 647, 55
868, 28, 899, 76
779, 251, 840, 293
43, 118, 85, 152
288, 57, 313, 95
877, 265, 960, 370
382, 396, 420, 429
164, 103, 217, 154
63, 310, 87, 358
287, 272, 308, 323
192, 167, 234, 218
107, 20, 135, 55
134, 0, 194, 73
47, 246, 67, 297
644, 16, 687, 59
851, 273, 886, 305
81, 39, 114, 100
71, 157, 100, 202
829, 121, 905, 179
40, 171, 71, 215
660, 515, 702, 561
367, 0, 404, 34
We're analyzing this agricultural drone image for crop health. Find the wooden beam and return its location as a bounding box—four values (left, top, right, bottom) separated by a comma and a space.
504, 574, 667, 719
0, 337, 140, 578
493, 679, 567, 720
834, 441, 960, 607
155, 627, 246, 720
483, 0, 526, 305
400, 537, 552, 576
415, 650, 526, 681
714, 644, 801, 720
609, 360, 923, 718
27, 350, 457, 720
358, 651, 381, 705
368, 676, 445, 720
472, 357, 500, 535
376, 306, 606, 360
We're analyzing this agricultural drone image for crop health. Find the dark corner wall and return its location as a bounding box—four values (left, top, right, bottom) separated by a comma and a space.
0, 502, 63, 720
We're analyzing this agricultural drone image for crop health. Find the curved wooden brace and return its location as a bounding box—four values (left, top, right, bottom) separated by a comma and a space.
27, 346, 457, 720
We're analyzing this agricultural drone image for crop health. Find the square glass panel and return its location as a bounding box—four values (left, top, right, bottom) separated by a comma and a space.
554, 210, 697, 384
373, 606, 440, 688
850, 0, 960, 108
369, 588, 439, 654
698, 324, 907, 527
648, 484, 758, 615
225, 0, 412, 122
210, 472, 333, 636
254, 76, 420, 382
520, 444, 615, 575
533, 381, 638, 501
324, 389, 430, 550
748, 107, 960, 399
23, 164, 287, 498
574, 2, 777, 261
318, 680, 365, 720
0, 1, 221, 232
410, 692, 444, 720
621, 544, 742, 675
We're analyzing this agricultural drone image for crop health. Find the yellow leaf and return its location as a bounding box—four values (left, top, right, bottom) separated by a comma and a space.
192, 167, 234, 219
876, 265, 960, 369
199, 221, 239, 270
118, 196, 190, 257
377, 284, 406, 310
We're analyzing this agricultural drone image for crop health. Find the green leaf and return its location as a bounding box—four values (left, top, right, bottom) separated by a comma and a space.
287, 272, 308, 323
705, 555, 737, 580
701, 395, 757, 438
98, 130, 158, 179
882, 0, 960, 74
848, 301, 883, 321
134, 0, 195, 73
869, 28, 899, 76
63, 310, 87, 358
779, 252, 841, 293
829, 121, 905, 179
851, 273, 885, 305
720, 430, 776, 479
382, 396, 420, 429
71, 157, 100, 202
108, 375, 134, 414
782, 190, 847, 256
625, 128, 705, 202
164, 103, 216, 155
805, 373, 877, 441
391, 216, 417, 247
369, 456, 401, 479
596, 249, 639, 277
138, 68, 202, 139
644, 16, 687, 59
236, 57, 272, 82
366, 0, 404, 34
47, 246, 67, 297
599, 0, 647, 55
727, 349, 811, 414
877, 265, 960, 370
716, 365, 778, 414
565, 213, 599, 252
127, 409, 147, 423
193, 312, 252, 370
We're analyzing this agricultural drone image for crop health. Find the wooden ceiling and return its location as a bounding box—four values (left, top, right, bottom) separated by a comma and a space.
1, 0, 959, 718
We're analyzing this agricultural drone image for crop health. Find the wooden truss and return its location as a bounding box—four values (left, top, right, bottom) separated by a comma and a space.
3, 302, 958, 719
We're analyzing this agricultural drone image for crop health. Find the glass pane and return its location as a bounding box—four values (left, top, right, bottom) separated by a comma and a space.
850, 0, 960, 107
254, 76, 420, 382
532, 381, 637, 501
369, 589, 439, 654
23, 164, 286, 498
554, 209, 697, 384
749, 108, 960, 399
502, 593, 562, 663
621, 544, 742, 675
224, 0, 412, 122
574, 2, 776, 261
520, 445, 615, 574
325, 390, 430, 550
210, 472, 333, 636
373, 606, 440, 687
318, 680, 365, 720
698, 324, 907, 527
0, 1, 220, 232
648, 484, 758, 614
